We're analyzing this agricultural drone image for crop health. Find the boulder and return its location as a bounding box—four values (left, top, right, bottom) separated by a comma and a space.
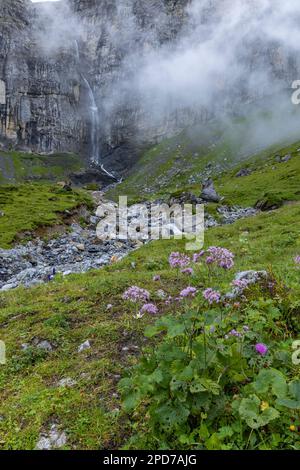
235, 168, 251, 177
200, 178, 221, 203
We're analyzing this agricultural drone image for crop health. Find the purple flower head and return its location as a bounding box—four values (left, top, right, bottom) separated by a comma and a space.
165, 295, 173, 305
294, 255, 300, 265
232, 279, 250, 290
193, 251, 205, 263
122, 286, 150, 303
229, 329, 242, 338
206, 246, 235, 270
243, 325, 250, 332
203, 288, 221, 305
169, 252, 191, 269
153, 275, 161, 282
139, 303, 158, 315
255, 343, 268, 356
180, 286, 197, 298
181, 268, 194, 276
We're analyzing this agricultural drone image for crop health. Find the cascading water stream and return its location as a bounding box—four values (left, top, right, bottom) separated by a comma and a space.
74, 41, 117, 179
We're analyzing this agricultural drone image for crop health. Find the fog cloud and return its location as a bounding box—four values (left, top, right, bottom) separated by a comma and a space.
31, 0, 300, 153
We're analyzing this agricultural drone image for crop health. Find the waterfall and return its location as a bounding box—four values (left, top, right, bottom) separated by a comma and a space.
81, 75, 100, 165
74, 40, 116, 179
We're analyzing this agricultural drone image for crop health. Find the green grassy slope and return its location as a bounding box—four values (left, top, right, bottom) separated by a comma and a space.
0, 184, 92, 248
0, 151, 84, 184
107, 122, 300, 205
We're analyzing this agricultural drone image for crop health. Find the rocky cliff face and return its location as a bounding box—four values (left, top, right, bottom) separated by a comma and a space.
0, 0, 89, 157
0, 0, 299, 175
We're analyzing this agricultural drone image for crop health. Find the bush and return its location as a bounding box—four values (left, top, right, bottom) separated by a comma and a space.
119, 248, 300, 450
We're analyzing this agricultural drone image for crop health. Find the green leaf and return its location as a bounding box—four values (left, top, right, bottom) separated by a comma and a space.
154, 401, 190, 430
151, 368, 164, 384
276, 398, 300, 409
123, 391, 141, 412
190, 382, 206, 394
178, 363, 195, 381
289, 380, 300, 401
217, 426, 234, 440
276, 380, 300, 409
253, 369, 287, 398
205, 433, 222, 450
199, 378, 221, 396
239, 395, 279, 429
167, 322, 186, 338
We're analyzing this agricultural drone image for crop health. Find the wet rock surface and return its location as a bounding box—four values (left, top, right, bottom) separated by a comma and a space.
217, 206, 257, 224
0, 223, 136, 291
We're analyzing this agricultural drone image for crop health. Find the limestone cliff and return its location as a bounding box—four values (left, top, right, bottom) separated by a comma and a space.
0, 0, 89, 157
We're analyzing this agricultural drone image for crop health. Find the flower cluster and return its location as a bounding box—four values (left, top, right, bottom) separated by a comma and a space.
122, 286, 150, 303
232, 279, 250, 290
169, 252, 191, 268
139, 303, 158, 316
180, 286, 197, 298
181, 268, 194, 276
228, 329, 242, 338
206, 246, 235, 270
193, 251, 205, 263
224, 325, 250, 340
164, 295, 173, 305
203, 288, 221, 305
294, 255, 300, 265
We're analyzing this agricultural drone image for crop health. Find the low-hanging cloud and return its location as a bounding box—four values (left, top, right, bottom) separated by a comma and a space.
30, 0, 300, 155
130, 0, 300, 114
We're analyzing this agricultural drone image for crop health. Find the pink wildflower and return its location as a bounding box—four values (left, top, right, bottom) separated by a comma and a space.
206, 246, 235, 270
122, 286, 150, 303
232, 279, 249, 290
169, 252, 191, 268
180, 286, 197, 298
255, 343, 268, 356
181, 268, 194, 276
139, 303, 158, 315
193, 251, 205, 263
203, 288, 221, 304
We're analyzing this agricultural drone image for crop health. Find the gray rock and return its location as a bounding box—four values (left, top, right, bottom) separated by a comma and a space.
1, 283, 18, 291
225, 270, 268, 300
78, 340, 91, 353
200, 179, 221, 203
37, 340, 53, 352
57, 377, 77, 388
89, 216, 99, 225
235, 168, 251, 177
36, 424, 67, 450
217, 206, 257, 224
275, 154, 292, 163
235, 270, 268, 283
63, 271, 73, 277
